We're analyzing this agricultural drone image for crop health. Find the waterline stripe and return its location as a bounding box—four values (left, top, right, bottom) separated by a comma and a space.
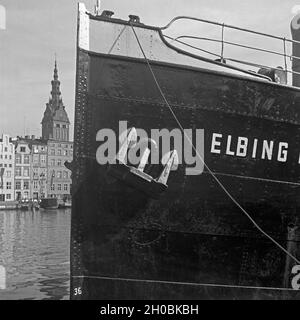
72, 275, 298, 292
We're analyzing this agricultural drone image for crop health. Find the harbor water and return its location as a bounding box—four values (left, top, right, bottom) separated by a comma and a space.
0, 208, 70, 300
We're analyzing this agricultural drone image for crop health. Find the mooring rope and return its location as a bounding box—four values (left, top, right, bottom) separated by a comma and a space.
129, 22, 300, 266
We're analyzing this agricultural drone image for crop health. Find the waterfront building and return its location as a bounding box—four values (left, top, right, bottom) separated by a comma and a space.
0, 134, 15, 201
14, 138, 31, 200
24, 137, 48, 199
41, 60, 73, 200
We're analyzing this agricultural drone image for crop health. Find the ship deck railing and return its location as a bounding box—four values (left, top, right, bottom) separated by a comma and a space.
160, 16, 300, 84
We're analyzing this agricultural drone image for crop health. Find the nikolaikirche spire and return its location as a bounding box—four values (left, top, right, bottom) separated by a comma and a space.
50, 58, 63, 109
41, 58, 70, 141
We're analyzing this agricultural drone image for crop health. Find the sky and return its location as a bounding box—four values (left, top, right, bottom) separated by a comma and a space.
1, 0, 300, 139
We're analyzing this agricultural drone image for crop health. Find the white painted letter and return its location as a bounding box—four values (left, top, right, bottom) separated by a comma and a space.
277, 142, 288, 162
211, 133, 222, 154
236, 137, 248, 157
225, 135, 235, 156
261, 140, 274, 160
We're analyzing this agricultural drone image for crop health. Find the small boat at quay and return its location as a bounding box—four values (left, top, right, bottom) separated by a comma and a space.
40, 198, 59, 210
58, 200, 72, 209
17, 199, 40, 211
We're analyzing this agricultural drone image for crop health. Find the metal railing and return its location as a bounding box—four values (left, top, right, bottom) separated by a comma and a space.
160, 16, 300, 82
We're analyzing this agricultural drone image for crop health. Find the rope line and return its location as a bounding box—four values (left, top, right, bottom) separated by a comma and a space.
129, 23, 300, 266
108, 25, 127, 54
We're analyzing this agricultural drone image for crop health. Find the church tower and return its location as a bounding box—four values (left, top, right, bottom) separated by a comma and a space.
41, 59, 70, 141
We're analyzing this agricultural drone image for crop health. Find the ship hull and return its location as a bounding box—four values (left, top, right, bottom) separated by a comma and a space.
70, 48, 300, 299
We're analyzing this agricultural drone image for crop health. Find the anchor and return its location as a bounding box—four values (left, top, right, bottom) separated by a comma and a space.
107, 127, 178, 199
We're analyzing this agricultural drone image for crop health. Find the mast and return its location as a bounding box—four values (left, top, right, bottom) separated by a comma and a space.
94, 0, 101, 15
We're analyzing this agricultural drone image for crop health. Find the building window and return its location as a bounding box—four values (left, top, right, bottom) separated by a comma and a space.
24, 168, 29, 177
63, 171, 68, 179
57, 149, 61, 156
33, 154, 39, 163
9, 164, 12, 168
57, 171, 62, 178
33, 169, 38, 178
40, 155, 46, 164
6, 182, 11, 190
20, 147, 26, 152
4, 147, 7, 152
24, 155, 30, 164
15, 181, 21, 190
15, 167, 21, 176
62, 125, 66, 128
50, 149, 55, 155
63, 184, 68, 191
9, 155, 12, 160
6, 194, 11, 200
4, 155, 7, 159
34, 181, 38, 189
50, 184, 55, 191
57, 184, 62, 191
6, 171, 11, 178
24, 191, 29, 199
50, 159, 55, 166
15, 155, 21, 164
56, 124, 60, 128
57, 160, 61, 166
24, 181, 29, 190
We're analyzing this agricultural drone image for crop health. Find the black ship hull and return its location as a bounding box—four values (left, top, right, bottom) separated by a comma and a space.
71, 4, 300, 299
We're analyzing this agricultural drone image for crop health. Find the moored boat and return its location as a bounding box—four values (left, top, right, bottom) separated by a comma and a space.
40, 198, 59, 210
58, 200, 72, 209
18, 199, 30, 211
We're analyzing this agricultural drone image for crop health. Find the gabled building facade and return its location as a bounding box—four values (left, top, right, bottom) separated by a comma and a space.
0, 134, 15, 201
28, 138, 48, 199
14, 138, 31, 200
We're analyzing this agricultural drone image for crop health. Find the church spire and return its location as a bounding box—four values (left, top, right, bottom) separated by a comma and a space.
54, 57, 58, 80
41, 57, 70, 141
50, 57, 62, 108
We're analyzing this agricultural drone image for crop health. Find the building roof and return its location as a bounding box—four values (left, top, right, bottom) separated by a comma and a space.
41, 59, 70, 125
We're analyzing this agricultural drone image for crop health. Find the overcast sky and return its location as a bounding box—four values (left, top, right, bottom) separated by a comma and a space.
1, 0, 300, 139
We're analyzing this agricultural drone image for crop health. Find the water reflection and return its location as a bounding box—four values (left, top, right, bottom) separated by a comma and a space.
0, 208, 70, 300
